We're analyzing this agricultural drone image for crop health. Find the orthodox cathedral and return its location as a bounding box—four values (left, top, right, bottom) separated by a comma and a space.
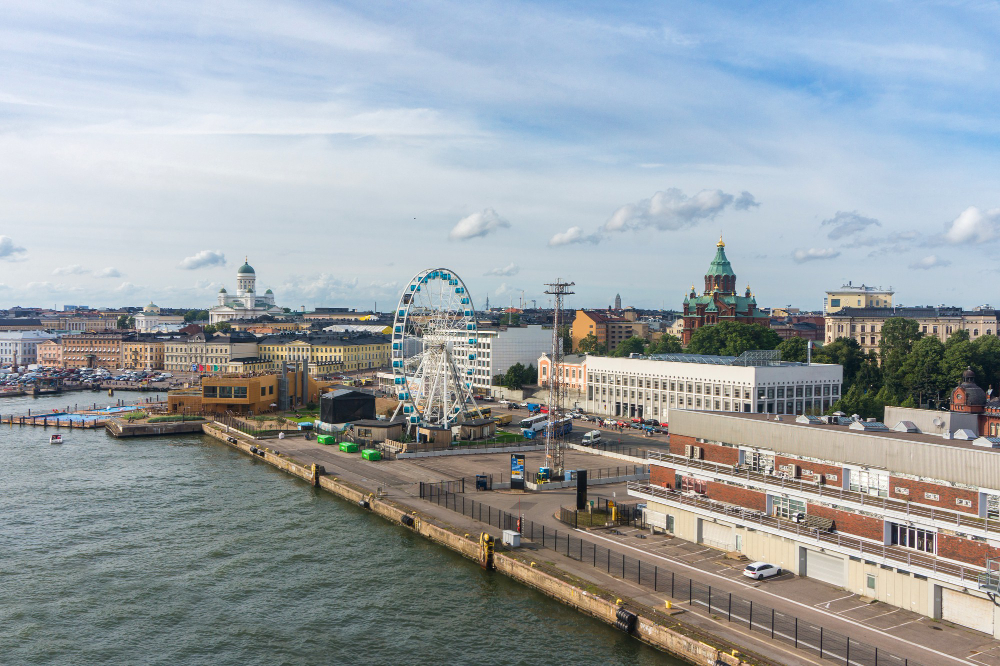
208, 258, 284, 324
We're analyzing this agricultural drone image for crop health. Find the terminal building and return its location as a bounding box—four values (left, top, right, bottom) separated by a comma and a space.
583, 351, 843, 421
631, 402, 1000, 637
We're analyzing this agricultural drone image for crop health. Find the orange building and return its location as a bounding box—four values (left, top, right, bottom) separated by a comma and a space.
62, 333, 123, 370
37, 339, 63, 367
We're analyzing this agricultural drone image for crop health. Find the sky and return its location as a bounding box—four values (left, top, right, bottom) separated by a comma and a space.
2, 0, 1000, 312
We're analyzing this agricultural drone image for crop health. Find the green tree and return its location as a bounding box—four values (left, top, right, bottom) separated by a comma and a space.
974, 334, 1000, 397
878, 318, 922, 397
215, 321, 232, 333
184, 309, 209, 322
776, 337, 808, 363
577, 332, 606, 355
499, 312, 521, 326
942, 331, 977, 393
116, 314, 135, 330
687, 321, 781, 357
812, 338, 865, 386
203, 324, 217, 335
612, 336, 647, 357
648, 334, 683, 355
900, 336, 946, 408
502, 362, 535, 390
559, 324, 572, 353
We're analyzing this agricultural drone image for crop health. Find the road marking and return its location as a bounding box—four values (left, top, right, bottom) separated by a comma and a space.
865, 607, 904, 621
815, 593, 856, 609
578, 530, 978, 666
838, 603, 875, 614
883, 618, 924, 631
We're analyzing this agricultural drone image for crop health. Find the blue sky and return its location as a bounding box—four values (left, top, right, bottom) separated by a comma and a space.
2, 0, 999, 311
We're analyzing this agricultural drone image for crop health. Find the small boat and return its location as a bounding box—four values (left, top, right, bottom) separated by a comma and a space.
49, 434, 63, 445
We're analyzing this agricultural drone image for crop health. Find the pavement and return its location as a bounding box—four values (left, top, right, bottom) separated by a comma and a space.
261, 432, 1000, 666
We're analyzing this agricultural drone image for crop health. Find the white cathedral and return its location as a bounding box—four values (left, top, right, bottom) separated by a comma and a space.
208, 258, 284, 324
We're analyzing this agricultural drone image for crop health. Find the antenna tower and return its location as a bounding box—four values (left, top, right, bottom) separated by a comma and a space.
543, 278, 574, 477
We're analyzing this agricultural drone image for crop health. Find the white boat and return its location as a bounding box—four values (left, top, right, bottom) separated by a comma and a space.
49, 434, 63, 445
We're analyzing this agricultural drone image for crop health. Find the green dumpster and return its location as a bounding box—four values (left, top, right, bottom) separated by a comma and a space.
339, 442, 359, 453
316, 434, 335, 445
361, 449, 381, 461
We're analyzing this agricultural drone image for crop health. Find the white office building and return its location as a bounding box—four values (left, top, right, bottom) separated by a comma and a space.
455, 324, 557, 394
0, 330, 58, 367
583, 351, 842, 421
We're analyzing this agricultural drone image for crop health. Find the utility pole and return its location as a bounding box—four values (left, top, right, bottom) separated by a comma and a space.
543, 278, 574, 478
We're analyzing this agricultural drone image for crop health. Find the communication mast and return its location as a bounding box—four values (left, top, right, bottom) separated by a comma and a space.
543, 278, 574, 477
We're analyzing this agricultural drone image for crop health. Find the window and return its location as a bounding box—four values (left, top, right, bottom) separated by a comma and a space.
234, 387, 248, 399
219, 386, 233, 399
747, 451, 774, 473
988, 495, 1000, 520
203, 386, 218, 398
773, 497, 806, 520
261, 387, 267, 396
831, 298, 840, 307
678, 475, 707, 494
889, 523, 935, 553
850, 470, 889, 497
866, 573, 876, 591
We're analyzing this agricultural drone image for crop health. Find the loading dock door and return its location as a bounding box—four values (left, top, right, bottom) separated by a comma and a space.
942, 588, 994, 635
699, 520, 732, 550
805, 550, 846, 587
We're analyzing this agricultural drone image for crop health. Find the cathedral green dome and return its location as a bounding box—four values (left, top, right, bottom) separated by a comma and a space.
237, 261, 255, 275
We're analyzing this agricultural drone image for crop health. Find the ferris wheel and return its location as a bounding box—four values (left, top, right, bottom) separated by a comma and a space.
391, 268, 480, 431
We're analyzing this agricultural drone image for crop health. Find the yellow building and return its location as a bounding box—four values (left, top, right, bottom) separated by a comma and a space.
824, 282, 894, 314
164, 332, 259, 373
122, 339, 165, 370
258, 334, 390, 373
62, 333, 124, 369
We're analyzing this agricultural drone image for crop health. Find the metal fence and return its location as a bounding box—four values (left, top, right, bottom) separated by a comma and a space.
419, 485, 922, 666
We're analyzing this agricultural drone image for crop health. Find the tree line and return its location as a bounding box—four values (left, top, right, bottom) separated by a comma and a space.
569, 318, 1000, 420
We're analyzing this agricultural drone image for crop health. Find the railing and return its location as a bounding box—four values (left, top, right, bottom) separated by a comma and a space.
420, 485, 921, 666
629, 482, 983, 586
646, 450, 1000, 537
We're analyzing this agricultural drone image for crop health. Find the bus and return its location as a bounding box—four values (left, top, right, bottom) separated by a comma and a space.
519, 414, 547, 430
523, 417, 572, 440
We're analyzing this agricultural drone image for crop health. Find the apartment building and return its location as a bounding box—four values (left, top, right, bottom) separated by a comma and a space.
583, 351, 842, 421
164, 332, 258, 373
37, 339, 63, 367
258, 334, 390, 374
632, 407, 1000, 637
62, 333, 124, 370
0, 330, 58, 367
122, 339, 166, 370
824, 306, 999, 349
571, 310, 649, 353
453, 324, 555, 394
824, 282, 894, 314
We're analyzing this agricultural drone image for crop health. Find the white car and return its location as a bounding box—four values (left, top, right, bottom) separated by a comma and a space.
743, 562, 781, 581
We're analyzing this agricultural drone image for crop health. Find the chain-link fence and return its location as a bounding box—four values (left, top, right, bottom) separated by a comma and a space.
419, 485, 922, 666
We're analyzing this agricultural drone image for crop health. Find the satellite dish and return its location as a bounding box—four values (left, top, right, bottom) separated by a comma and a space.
933, 417, 944, 427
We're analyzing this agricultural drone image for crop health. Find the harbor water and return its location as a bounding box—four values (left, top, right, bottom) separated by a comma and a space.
0, 392, 681, 665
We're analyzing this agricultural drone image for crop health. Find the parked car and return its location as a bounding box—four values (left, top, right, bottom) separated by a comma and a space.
743, 562, 782, 581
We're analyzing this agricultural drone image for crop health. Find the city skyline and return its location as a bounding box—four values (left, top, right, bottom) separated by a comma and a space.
3, 2, 1000, 309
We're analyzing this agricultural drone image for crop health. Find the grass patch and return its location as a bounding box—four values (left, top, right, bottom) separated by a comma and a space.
148, 415, 205, 423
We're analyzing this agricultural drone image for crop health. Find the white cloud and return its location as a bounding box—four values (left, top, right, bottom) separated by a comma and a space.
733, 191, 760, 211
0, 236, 26, 262
52, 264, 89, 276
96, 267, 122, 278
604, 188, 745, 233
909, 255, 951, 270
821, 210, 881, 240
548, 226, 601, 247
449, 208, 510, 241
792, 248, 841, 263
115, 281, 139, 293
485, 262, 519, 277
178, 250, 226, 270
495, 282, 518, 296
943, 206, 1000, 244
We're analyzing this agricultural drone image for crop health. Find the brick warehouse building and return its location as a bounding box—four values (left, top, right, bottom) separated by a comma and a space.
681, 237, 769, 345
630, 408, 1000, 637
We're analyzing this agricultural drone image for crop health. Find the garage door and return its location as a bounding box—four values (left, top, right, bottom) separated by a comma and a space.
942, 588, 994, 635
805, 549, 845, 587
699, 520, 732, 550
